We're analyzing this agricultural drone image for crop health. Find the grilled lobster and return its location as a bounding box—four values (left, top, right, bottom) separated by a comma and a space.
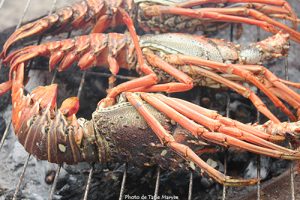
3, 32, 300, 124
9, 61, 300, 186
1, 0, 300, 58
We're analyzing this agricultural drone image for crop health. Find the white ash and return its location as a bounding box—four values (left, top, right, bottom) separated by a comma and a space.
243, 156, 271, 180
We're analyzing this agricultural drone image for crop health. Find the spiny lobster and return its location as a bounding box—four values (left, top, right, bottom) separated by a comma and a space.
9, 61, 300, 186
2, 32, 300, 125
1, 0, 300, 58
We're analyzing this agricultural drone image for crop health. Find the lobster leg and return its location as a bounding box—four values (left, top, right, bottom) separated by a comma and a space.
269, 87, 300, 119
138, 92, 300, 160
99, 51, 194, 107
132, 51, 194, 93
209, 63, 300, 120
269, 14, 300, 24
181, 65, 280, 123
0, 80, 12, 96
133, 61, 280, 123
99, 74, 158, 107
279, 79, 300, 89
176, 0, 297, 23
117, 9, 149, 75
165, 54, 297, 121
233, 64, 300, 89
91, 15, 111, 34
169, 97, 285, 142
239, 65, 300, 104
145, 6, 300, 43
154, 94, 292, 153
224, 64, 300, 119
126, 92, 259, 186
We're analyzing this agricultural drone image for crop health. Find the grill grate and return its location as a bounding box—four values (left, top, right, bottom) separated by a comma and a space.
0, 1, 298, 199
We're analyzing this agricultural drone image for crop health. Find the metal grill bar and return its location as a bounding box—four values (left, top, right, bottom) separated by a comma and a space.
154, 167, 161, 200
78, 71, 87, 98
255, 27, 262, 200
119, 163, 128, 200
0, 0, 32, 153
83, 165, 94, 200
188, 172, 193, 200
48, 165, 61, 200
256, 156, 261, 200
222, 150, 228, 200
0, 121, 11, 151
0, 0, 34, 198
256, 100, 261, 200
256, 98, 261, 200
0, 0, 6, 9
222, 24, 234, 200
290, 162, 295, 200
222, 93, 231, 200
12, 154, 31, 200
284, 41, 296, 200
16, 0, 31, 31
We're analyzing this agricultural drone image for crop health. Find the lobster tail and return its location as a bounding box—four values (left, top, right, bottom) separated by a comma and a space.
1, 0, 105, 58
11, 63, 100, 164
16, 85, 82, 164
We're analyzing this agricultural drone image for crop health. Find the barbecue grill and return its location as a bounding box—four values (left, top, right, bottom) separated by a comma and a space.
0, 0, 299, 199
